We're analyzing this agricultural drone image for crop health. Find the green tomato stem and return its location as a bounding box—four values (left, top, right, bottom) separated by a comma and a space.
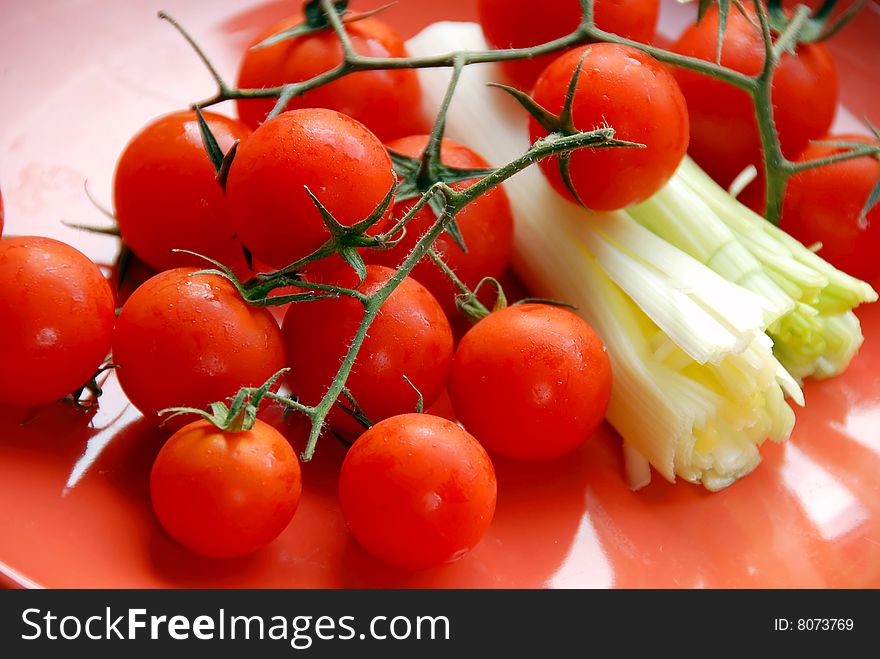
788, 144, 880, 173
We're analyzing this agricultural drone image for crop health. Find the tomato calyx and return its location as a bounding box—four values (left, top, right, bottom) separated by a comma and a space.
251, 0, 394, 50
333, 377, 426, 439
334, 387, 375, 432
171, 171, 398, 306
295, 185, 391, 283
388, 148, 495, 254
765, 0, 867, 44
171, 249, 334, 309
454, 276, 508, 323
159, 368, 289, 433
192, 108, 251, 267
385, 59, 496, 253
194, 108, 240, 191
253, 1, 348, 49
696, 0, 864, 64
250, 174, 397, 287
490, 50, 644, 207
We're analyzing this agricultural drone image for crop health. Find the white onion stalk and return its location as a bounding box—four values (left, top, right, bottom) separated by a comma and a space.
633, 157, 878, 381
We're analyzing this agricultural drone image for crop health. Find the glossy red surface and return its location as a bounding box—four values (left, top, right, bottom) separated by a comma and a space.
1, 0, 879, 588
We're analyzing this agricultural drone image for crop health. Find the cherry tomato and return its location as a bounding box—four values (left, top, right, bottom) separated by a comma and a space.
226, 108, 395, 270
281, 265, 453, 435
449, 304, 612, 461
113, 268, 286, 426
151, 418, 302, 558
782, 135, 880, 281
530, 44, 689, 210
235, 11, 422, 141
478, 0, 659, 90
338, 413, 497, 570
366, 135, 514, 314
671, 6, 838, 189
113, 110, 253, 276
0, 237, 115, 407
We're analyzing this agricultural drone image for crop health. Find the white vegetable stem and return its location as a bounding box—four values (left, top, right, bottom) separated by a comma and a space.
406, 22, 803, 491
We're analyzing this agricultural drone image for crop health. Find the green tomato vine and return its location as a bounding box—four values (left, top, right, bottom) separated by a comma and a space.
155, 0, 878, 460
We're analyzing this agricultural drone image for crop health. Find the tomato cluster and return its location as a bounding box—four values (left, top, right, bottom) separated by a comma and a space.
0, 2, 621, 570
3, 0, 871, 574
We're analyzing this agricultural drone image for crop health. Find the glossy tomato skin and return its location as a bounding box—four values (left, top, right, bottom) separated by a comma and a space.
449, 304, 612, 461
235, 15, 422, 141
671, 6, 838, 188
367, 135, 514, 315
0, 237, 116, 406
150, 418, 302, 558
113, 110, 252, 276
530, 44, 689, 210
338, 413, 497, 570
226, 108, 395, 270
282, 265, 453, 435
113, 268, 286, 427
478, 0, 659, 90
782, 135, 880, 281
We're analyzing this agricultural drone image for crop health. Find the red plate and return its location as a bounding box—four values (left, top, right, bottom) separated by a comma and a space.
1, 0, 879, 588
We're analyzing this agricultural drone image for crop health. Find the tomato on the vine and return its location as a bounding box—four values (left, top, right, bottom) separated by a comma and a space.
151, 418, 302, 558
338, 413, 497, 570
671, 6, 838, 189
0, 237, 116, 407
112, 268, 286, 427
235, 11, 423, 141
113, 110, 253, 276
478, 0, 660, 90
226, 108, 395, 270
366, 135, 514, 314
530, 43, 689, 210
782, 135, 880, 281
281, 265, 453, 435
449, 303, 612, 461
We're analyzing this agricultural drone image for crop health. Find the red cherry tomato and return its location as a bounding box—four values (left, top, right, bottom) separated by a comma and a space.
226, 108, 395, 269
530, 44, 689, 210
235, 12, 422, 141
113, 110, 253, 276
478, 0, 659, 90
671, 6, 838, 189
281, 265, 453, 435
113, 268, 286, 426
782, 135, 880, 281
338, 413, 497, 570
449, 304, 612, 461
366, 135, 514, 315
0, 237, 116, 407
151, 418, 302, 558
